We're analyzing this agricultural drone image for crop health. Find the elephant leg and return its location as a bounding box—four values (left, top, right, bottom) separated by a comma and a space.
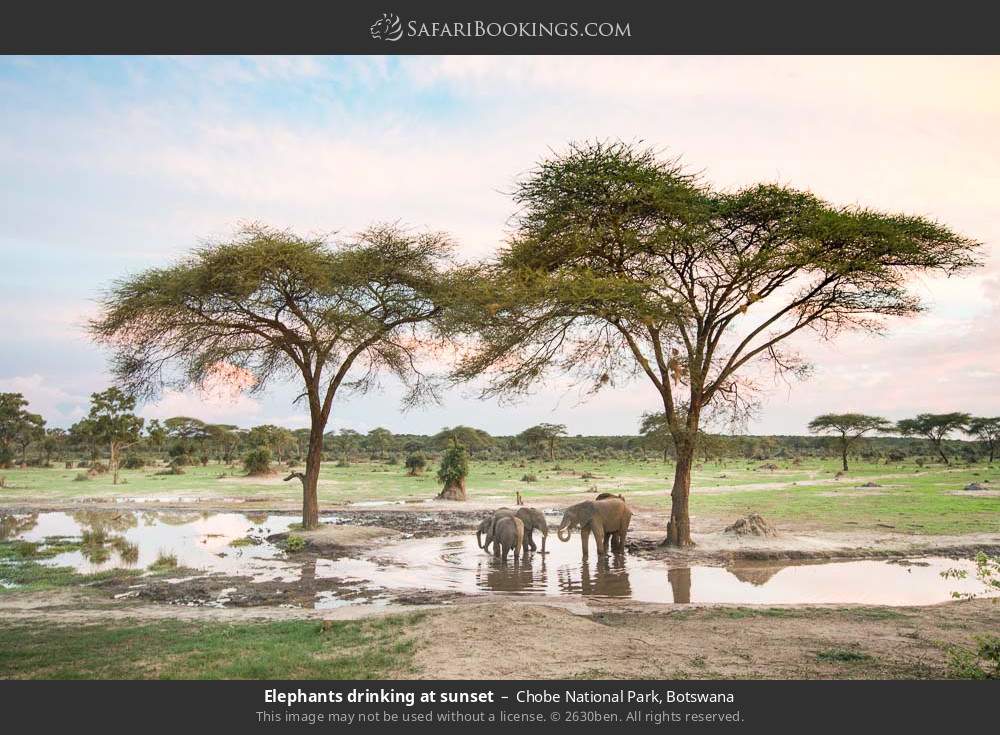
616, 527, 627, 553
527, 529, 537, 552
593, 520, 606, 556
580, 527, 590, 558
493, 540, 501, 558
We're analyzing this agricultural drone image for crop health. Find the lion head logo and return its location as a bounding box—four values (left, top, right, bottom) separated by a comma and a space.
370, 13, 403, 41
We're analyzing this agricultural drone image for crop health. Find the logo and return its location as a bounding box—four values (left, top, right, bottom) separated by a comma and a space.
370, 12, 403, 41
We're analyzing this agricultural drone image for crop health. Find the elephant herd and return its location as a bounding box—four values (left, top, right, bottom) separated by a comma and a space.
476, 493, 633, 562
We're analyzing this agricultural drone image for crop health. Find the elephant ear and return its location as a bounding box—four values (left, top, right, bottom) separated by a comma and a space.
574, 501, 597, 524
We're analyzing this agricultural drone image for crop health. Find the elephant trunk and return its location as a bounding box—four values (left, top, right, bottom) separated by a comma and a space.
541, 531, 548, 553
557, 524, 572, 542
476, 529, 484, 549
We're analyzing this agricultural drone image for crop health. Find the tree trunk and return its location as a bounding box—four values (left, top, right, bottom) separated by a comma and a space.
935, 440, 949, 465
111, 442, 119, 485
841, 436, 849, 472
663, 439, 695, 547
302, 424, 323, 530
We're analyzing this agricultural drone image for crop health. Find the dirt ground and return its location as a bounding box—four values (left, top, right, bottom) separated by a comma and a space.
403, 598, 1000, 680
3, 587, 995, 679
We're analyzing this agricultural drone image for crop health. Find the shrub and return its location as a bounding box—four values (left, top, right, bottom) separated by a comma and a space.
386, 454, 400, 465
285, 535, 306, 552
243, 447, 272, 476
405, 454, 427, 476
122, 454, 146, 470
148, 551, 178, 572
73, 472, 90, 482
437, 445, 469, 487
948, 636, 1000, 679
521, 473, 538, 483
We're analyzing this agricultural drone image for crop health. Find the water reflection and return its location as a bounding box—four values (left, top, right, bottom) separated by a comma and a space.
667, 567, 691, 603
0, 513, 38, 540
2, 511, 996, 606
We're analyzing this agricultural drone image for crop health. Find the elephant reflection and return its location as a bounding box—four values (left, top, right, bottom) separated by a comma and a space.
558, 555, 632, 598
476, 554, 542, 593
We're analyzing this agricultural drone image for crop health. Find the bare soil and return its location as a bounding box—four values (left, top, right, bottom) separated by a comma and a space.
403, 598, 1000, 680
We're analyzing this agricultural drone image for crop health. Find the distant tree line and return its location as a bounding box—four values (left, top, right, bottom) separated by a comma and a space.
3, 391, 997, 473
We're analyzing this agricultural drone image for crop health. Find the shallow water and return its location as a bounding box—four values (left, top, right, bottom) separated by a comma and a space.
3, 510, 305, 582
322, 536, 995, 606
2, 510, 994, 606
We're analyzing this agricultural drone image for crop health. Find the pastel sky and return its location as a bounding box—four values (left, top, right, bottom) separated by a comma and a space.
2, 56, 998, 436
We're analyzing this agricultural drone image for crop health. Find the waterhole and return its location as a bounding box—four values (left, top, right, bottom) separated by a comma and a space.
1, 511, 994, 606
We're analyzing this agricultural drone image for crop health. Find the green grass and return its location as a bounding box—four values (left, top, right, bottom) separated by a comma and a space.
0, 540, 141, 592
2, 457, 998, 535
0, 614, 424, 679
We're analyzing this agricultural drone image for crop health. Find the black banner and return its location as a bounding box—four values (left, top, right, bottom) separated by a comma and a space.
1, 680, 994, 731
1, 0, 998, 54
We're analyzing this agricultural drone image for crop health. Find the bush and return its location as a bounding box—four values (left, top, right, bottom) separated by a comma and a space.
521, 473, 538, 483
73, 472, 90, 482
405, 454, 427, 476
148, 551, 178, 572
155, 460, 186, 476
243, 447, 272, 476
437, 446, 469, 487
122, 454, 146, 469
948, 636, 1000, 679
386, 454, 400, 465
285, 535, 306, 552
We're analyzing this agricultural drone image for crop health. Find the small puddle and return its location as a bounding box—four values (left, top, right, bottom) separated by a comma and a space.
2, 511, 995, 607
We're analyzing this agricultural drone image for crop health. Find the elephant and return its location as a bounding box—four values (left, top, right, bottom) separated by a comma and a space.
556, 495, 632, 558
476, 507, 549, 555
491, 515, 524, 562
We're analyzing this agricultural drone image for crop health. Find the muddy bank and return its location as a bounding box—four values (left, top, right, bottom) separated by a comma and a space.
626, 534, 1000, 563
403, 597, 1000, 680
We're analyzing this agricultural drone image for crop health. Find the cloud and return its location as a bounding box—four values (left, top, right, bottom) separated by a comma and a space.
0, 374, 89, 424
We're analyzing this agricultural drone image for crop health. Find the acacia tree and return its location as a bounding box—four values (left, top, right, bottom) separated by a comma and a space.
966, 417, 1000, 464
896, 413, 971, 465
87, 387, 143, 484
519, 422, 567, 461
0, 393, 31, 468
366, 427, 393, 459
90, 224, 456, 529
433, 426, 493, 457
807, 413, 892, 471
455, 142, 981, 547
12, 411, 45, 466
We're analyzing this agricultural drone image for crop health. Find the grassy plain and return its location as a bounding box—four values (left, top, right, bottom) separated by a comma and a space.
2, 456, 998, 535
